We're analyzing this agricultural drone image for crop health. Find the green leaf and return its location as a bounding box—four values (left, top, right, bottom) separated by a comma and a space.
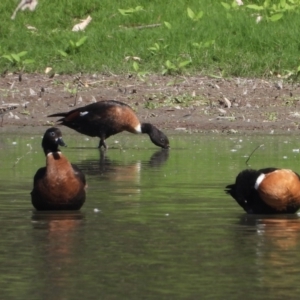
69, 40, 75, 48
11, 53, 20, 62
280, 0, 286, 6
148, 43, 160, 52
58, 50, 68, 57
76, 36, 87, 48
118, 8, 134, 15
246, 4, 264, 10
178, 60, 191, 68
221, 2, 231, 10
204, 40, 215, 47
269, 13, 283, 21
187, 7, 195, 19
165, 60, 176, 69
133, 61, 139, 72
118, 6, 143, 15
118, 9, 128, 15
192, 42, 201, 48
196, 11, 204, 20
22, 59, 34, 65
164, 21, 172, 29
134, 6, 143, 12
162, 68, 168, 75
2, 55, 13, 63
17, 51, 27, 58
263, 0, 271, 8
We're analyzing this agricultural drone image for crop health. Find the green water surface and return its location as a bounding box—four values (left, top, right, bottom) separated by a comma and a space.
1, 131, 300, 299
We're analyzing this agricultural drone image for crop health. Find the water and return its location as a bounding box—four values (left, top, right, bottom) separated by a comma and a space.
1, 132, 300, 299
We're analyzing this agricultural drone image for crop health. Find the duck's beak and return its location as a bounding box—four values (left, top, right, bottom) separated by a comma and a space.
56, 137, 66, 147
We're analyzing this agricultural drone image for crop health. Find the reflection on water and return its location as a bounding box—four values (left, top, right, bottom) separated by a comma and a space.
78, 149, 169, 200
31, 211, 84, 263
239, 215, 300, 298
2, 133, 300, 298
30, 211, 85, 299
80, 148, 169, 176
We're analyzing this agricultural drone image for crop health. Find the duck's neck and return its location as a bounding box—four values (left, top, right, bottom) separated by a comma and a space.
43, 147, 60, 156
141, 123, 154, 135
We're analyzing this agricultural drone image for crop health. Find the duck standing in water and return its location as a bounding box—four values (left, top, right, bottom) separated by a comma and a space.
225, 168, 300, 214
31, 127, 86, 210
48, 100, 170, 149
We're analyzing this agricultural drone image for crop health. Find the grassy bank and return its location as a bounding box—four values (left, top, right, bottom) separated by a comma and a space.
1, 0, 300, 78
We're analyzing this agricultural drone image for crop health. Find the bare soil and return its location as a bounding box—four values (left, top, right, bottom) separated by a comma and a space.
1, 73, 300, 135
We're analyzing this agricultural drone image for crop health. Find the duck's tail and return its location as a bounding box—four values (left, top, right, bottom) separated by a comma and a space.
48, 112, 68, 124
48, 112, 68, 118
224, 183, 236, 198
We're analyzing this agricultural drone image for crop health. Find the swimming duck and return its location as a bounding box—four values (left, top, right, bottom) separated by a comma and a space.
31, 127, 86, 210
225, 168, 300, 214
48, 100, 170, 149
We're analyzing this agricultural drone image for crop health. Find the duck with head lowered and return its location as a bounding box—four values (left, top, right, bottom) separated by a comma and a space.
48, 100, 170, 149
225, 167, 300, 214
31, 127, 87, 211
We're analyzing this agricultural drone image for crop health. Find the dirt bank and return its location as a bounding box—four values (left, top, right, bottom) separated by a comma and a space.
1, 73, 299, 135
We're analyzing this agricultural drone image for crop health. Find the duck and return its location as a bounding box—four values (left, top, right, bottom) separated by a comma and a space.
31, 127, 87, 211
48, 100, 170, 149
225, 168, 300, 214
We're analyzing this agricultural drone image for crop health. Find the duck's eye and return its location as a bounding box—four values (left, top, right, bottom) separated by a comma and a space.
50, 132, 55, 137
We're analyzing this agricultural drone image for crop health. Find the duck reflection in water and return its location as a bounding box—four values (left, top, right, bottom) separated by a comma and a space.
83, 148, 169, 175
238, 214, 300, 296
79, 149, 169, 197
31, 211, 84, 293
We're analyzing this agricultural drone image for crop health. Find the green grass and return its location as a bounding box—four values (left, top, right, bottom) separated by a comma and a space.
1, 0, 300, 78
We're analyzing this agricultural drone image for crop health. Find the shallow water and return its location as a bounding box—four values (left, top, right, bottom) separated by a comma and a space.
1, 132, 300, 299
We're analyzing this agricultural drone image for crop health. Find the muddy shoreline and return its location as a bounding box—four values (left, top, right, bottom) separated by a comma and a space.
1, 73, 299, 135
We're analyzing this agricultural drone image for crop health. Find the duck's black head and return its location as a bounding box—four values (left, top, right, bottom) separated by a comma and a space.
141, 123, 170, 149
42, 127, 66, 155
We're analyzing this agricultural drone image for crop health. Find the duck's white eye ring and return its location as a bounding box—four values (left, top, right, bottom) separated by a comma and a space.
50, 132, 55, 136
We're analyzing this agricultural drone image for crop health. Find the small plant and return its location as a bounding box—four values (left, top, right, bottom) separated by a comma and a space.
187, 7, 204, 21
165, 94, 195, 107
265, 112, 278, 121
245, 2, 281, 22
64, 82, 78, 96
164, 21, 172, 29
118, 6, 144, 16
2, 51, 34, 69
58, 36, 88, 57
162, 58, 192, 75
132, 61, 148, 80
283, 97, 300, 107
148, 42, 168, 55
221, 0, 300, 22
144, 101, 159, 109
281, 65, 300, 82
192, 40, 215, 49
20, 110, 30, 115
221, 1, 241, 11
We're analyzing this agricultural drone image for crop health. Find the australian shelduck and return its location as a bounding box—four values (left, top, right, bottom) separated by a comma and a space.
48, 100, 170, 149
31, 127, 87, 210
225, 168, 300, 214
